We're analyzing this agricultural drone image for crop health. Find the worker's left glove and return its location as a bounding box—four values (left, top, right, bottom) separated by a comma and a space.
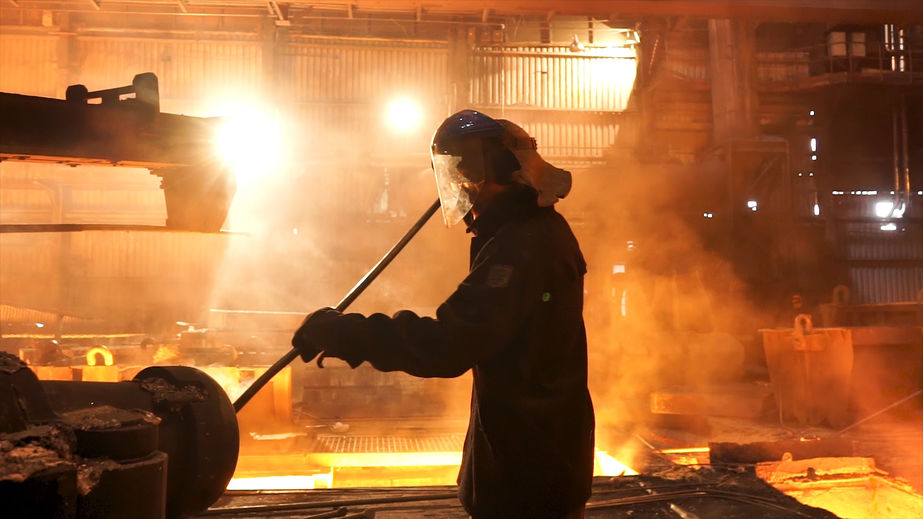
291, 307, 342, 363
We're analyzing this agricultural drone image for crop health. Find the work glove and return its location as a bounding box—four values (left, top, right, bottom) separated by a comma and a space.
291, 307, 342, 363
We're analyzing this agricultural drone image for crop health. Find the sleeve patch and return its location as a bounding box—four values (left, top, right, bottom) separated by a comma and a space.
486, 264, 514, 288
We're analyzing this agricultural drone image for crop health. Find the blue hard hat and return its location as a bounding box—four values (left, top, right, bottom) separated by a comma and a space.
431, 110, 504, 154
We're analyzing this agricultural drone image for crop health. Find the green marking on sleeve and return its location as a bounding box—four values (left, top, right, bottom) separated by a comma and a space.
541, 292, 551, 302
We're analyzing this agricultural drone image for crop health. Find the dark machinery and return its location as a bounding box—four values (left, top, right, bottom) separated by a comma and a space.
0, 352, 239, 519
0, 72, 235, 232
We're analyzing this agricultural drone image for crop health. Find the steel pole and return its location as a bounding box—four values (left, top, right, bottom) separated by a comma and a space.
233, 198, 441, 413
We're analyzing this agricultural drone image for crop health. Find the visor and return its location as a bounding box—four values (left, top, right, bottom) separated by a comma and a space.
431, 138, 489, 227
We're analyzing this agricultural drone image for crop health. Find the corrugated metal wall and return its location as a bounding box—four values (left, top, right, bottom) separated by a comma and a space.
0, 230, 236, 328
75, 36, 265, 104
848, 267, 923, 304
0, 32, 59, 96
286, 37, 447, 103
283, 36, 450, 164
513, 117, 620, 160
468, 45, 635, 162
469, 47, 636, 112
833, 194, 923, 304
469, 47, 636, 111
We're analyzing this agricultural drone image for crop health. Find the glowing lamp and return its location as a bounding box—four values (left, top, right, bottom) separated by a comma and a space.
384, 97, 423, 133
213, 107, 281, 184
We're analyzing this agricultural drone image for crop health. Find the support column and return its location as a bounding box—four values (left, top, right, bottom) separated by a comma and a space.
447, 26, 472, 112
55, 12, 80, 97
708, 19, 759, 144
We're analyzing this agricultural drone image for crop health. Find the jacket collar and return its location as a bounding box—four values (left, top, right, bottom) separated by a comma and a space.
467, 186, 540, 238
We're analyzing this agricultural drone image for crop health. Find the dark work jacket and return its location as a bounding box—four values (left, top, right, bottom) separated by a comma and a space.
327, 188, 595, 518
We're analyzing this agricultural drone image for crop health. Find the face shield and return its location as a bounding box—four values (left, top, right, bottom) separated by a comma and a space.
431, 136, 490, 227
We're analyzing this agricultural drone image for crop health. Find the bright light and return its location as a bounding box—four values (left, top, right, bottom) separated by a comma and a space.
881, 223, 897, 231
703, 212, 713, 219
612, 264, 626, 274
214, 107, 281, 184
814, 203, 821, 216
384, 97, 423, 132
594, 450, 639, 476
810, 138, 817, 152
811, 154, 817, 161
228, 474, 331, 490
875, 201, 894, 218
809, 109, 815, 116
35, 323, 44, 328
747, 200, 758, 211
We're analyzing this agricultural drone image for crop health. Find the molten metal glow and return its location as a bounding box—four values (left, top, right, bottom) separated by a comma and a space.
85, 346, 114, 366
229, 449, 636, 489
593, 450, 639, 476
227, 473, 332, 490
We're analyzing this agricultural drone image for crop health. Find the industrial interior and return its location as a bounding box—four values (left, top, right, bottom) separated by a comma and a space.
1, 1, 922, 518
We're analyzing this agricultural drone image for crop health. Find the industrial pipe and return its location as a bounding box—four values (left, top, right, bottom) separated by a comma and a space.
232, 198, 441, 413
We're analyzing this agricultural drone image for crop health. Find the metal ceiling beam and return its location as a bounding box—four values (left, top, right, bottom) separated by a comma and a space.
290, 1, 923, 23
268, 1, 286, 22
5, 0, 920, 23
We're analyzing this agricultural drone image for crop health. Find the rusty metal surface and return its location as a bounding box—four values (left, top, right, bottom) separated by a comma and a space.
760, 328, 854, 428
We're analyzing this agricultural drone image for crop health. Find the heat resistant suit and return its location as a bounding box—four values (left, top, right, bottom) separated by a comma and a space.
297, 188, 595, 518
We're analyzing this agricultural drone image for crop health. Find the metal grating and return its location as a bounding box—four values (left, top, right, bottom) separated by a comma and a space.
313, 434, 465, 453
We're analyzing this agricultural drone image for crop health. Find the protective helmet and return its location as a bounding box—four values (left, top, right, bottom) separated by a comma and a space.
430, 110, 505, 227
495, 118, 572, 207
430, 110, 572, 227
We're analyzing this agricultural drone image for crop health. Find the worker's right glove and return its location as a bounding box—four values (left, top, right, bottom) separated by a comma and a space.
291, 307, 342, 363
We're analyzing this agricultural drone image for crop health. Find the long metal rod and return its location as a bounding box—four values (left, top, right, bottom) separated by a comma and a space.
586, 489, 814, 517
834, 388, 923, 437
232, 198, 441, 413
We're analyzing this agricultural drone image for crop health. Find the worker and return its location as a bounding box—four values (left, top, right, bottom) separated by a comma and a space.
292, 110, 595, 519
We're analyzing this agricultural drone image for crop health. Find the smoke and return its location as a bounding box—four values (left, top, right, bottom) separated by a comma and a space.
562, 159, 779, 440
206, 130, 783, 447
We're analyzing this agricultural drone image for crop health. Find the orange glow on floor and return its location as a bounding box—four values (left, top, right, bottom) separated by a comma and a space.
229, 448, 637, 489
